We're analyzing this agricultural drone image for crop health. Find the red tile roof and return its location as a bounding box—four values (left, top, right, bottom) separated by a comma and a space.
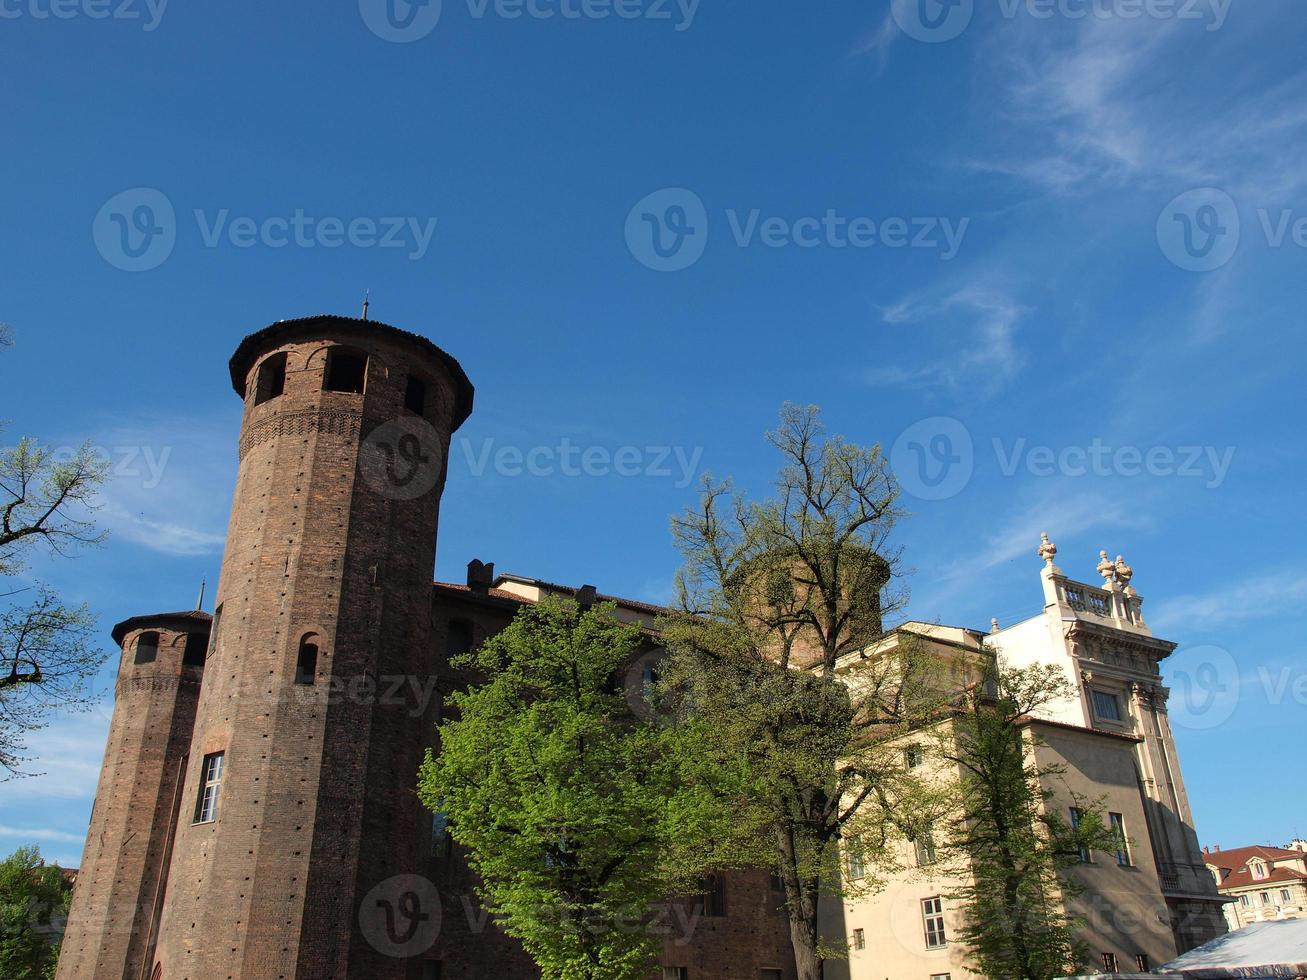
1207, 845, 1307, 890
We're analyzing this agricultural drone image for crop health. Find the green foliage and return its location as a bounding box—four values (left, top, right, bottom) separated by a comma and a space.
0, 846, 70, 979
418, 597, 725, 980
658, 405, 951, 980
940, 660, 1119, 980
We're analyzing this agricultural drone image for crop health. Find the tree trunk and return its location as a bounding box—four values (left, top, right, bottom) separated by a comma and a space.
776, 823, 824, 980
787, 906, 823, 980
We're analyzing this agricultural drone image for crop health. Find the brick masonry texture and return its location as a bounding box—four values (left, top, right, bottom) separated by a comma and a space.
57, 316, 797, 980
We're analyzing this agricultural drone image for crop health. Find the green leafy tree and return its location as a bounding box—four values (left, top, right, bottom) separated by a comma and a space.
939, 659, 1119, 980
0, 845, 71, 979
658, 404, 951, 980
418, 597, 724, 980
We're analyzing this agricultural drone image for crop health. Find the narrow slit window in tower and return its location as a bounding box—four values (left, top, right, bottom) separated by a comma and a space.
295, 634, 320, 685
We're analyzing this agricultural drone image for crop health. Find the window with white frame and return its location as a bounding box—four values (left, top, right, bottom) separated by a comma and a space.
1251, 860, 1268, 880
1092, 690, 1123, 722
930, 974, 952, 980
1109, 813, 1130, 866
1101, 952, 1119, 973
1239, 894, 1250, 906
1070, 808, 1091, 863
913, 825, 937, 867
847, 836, 865, 881
851, 928, 864, 950
1282, 889, 1293, 903
905, 745, 924, 769
194, 751, 225, 824
921, 896, 947, 949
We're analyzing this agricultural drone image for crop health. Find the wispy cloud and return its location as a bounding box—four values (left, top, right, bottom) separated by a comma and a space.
1150, 570, 1307, 632
906, 486, 1155, 624
68, 414, 237, 558
0, 824, 86, 844
973, 15, 1307, 200
870, 284, 1027, 393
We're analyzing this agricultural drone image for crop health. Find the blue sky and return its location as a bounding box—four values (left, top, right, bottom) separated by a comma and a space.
2, 0, 1305, 867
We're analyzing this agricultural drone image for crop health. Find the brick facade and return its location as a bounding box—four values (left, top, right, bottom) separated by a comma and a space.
56, 613, 210, 980
59, 315, 796, 980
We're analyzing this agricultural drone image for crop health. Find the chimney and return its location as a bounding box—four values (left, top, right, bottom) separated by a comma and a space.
467, 559, 495, 593
576, 585, 598, 609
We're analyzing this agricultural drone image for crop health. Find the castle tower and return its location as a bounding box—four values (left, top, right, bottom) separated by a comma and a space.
56, 611, 211, 980
149, 315, 473, 980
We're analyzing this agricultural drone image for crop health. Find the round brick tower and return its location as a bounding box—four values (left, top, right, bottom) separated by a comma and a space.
57, 611, 211, 980
149, 315, 474, 980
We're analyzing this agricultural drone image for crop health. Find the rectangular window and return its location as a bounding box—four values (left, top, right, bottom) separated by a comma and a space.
404, 375, 427, 415
431, 812, 452, 859
194, 751, 225, 824
905, 745, 924, 769
1282, 889, 1293, 903
699, 875, 725, 917
930, 975, 952, 980
922, 896, 947, 949
661, 968, 688, 980
1101, 952, 1119, 973
847, 836, 866, 881
323, 349, 367, 393
254, 352, 287, 405
1109, 813, 1130, 866
761, 971, 783, 980
133, 631, 159, 665
208, 604, 223, 658
1092, 690, 1123, 722
182, 632, 207, 667
1240, 894, 1250, 906
851, 928, 864, 950
1261, 892, 1271, 905
914, 825, 937, 867
1135, 954, 1150, 971
1070, 808, 1092, 862
422, 962, 442, 980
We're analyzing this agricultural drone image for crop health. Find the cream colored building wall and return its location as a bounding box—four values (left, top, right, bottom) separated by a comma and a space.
1031, 724, 1180, 969
819, 712, 979, 980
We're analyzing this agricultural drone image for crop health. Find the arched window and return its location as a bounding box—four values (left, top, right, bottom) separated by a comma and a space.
134, 631, 159, 665
182, 632, 207, 667
254, 352, 287, 404
323, 347, 367, 393
295, 634, 320, 685
150, 963, 162, 980
446, 620, 473, 660
404, 375, 427, 415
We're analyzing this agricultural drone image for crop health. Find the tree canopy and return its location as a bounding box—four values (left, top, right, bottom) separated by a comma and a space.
418, 597, 728, 980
